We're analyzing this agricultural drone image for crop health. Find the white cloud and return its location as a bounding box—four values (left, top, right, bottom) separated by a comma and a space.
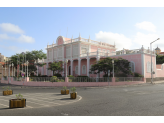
0, 34, 10, 40
0, 23, 24, 34
135, 21, 156, 32
133, 32, 163, 50
17, 35, 35, 43
95, 31, 132, 50
0, 34, 35, 43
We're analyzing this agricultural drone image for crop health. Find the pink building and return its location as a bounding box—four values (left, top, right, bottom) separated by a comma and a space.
37, 35, 161, 79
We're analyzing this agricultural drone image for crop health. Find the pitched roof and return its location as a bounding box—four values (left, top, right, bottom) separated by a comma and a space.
159, 52, 164, 54
155, 46, 161, 50
0, 62, 5, 65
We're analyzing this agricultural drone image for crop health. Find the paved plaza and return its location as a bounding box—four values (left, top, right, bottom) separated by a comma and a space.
1, 83, 164, 116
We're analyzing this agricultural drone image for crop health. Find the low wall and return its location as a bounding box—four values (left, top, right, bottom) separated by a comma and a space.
1, 77, 146, 87
110, 81, 145, 86
1, 80, 110, 87
146, 77, 164, 82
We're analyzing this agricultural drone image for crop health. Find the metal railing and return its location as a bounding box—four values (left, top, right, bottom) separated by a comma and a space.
68, 77, 112, 82
13, 77, 23, 81
29, 77, 51, 82
115, 77, 143, 82
29, 77, 65, 82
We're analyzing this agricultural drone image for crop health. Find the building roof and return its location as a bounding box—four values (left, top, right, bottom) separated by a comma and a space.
155, 46, 161, 50
0, 62, 5, 65
159, 52, 164, 55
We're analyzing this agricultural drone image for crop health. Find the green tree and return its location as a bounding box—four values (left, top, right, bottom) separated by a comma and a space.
48, 61, 63, 76
8, 49, 46, 76
156, 54, 164, 64
90, 57, 132, 77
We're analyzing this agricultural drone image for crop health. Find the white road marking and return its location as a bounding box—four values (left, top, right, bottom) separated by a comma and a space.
26, 100, 50, 107
0, 93, 82, 109
26, 98, 65, 105
0, 103, 8, 107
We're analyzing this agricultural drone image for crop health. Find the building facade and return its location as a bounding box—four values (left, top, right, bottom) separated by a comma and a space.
37, 35, 161, 78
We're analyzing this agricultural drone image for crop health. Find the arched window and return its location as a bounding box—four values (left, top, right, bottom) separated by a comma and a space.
82, 65, 86, 74
75, 66, 78, 74
129, 61, 135, 72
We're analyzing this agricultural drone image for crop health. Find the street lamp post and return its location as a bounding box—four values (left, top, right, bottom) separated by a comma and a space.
65, 59, 68, 77
17, 56, 19, 77
150, 38, 160, 84
112, 59, 114, 78
21, 52, 25, 73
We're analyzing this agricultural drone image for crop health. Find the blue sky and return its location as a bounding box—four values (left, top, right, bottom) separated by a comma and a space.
0, 7, 164, 57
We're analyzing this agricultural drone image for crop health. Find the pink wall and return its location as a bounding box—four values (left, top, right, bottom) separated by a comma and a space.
90, 45, 115, 53
144, 54, 156, 78
58, 37, 64, 45
110, 54, 142, 75
1, 78, 145, 87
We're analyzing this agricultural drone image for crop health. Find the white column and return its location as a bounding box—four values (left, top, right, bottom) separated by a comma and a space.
71, 44, 72, 58
87, 52, 90, 77
62, 46, 64, 59
87, 58, 90, 77
79, 43, 81, 57
42, 58, 44, 75
71, 59, 73, 75
62, 60, 64, 77
46, 63, 48, 75
46, 45, 48, 75
96, 53, 100, 78
78, 58, 81, 76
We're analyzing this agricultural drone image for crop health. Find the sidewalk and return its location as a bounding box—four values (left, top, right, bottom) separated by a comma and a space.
147, 80, 164, 84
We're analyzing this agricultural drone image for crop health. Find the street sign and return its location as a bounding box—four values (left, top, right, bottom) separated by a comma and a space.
21, 73, 25, 77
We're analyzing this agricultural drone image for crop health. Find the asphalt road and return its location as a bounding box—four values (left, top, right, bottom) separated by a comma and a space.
1, 83, 164, 116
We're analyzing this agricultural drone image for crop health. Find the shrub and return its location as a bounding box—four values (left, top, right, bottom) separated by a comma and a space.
133, 72, 143, 77
50, 76, 64, 82
41, 75, 48, 77
77, 76, 88, 77
53, 73, 62, 77
115, 73, 127, 77
67, 75, 74, 77
70, 87, 76, 93
103, 74, 108, 77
